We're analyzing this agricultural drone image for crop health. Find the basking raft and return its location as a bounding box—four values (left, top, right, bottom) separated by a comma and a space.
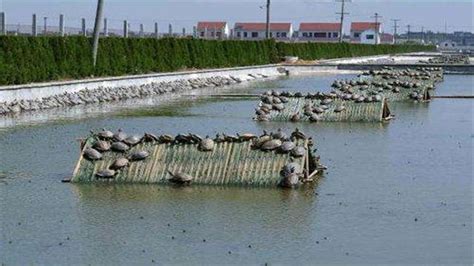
254, 91, 391, 123
69, 129, 323, 188
332, 67, 444, 102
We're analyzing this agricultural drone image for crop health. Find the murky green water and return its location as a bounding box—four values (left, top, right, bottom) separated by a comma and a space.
1, 73, 472, 264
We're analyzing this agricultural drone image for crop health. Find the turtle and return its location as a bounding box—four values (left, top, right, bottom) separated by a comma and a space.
291, 146, 306, 158
279, 141, 296, 153
279, 96, 289, 103
272, 129, 288, 140
272, 103, 285, 111
223, 134, 239, 142
309, 113, 321, 122
392, 87, 400, 93
93, 140, 111, 152
83, 147, 102, 161
280, 162, 303, 177
260, 103, 273, 110
261, 95, 273, 105
321, 98, 333, 105
255, 108, 267, 116
111, 142, 130, 153
355, 96, 365, 103
124, 135, 142, 146
175, 134, 191, 144
260, 139, 282, 151
167, 170, 194, 184
109, 158, 129, 170
129, 150, 149, 161
189, 133, 203, 144
159, 134, 174, 143
256, 114, 270, 122
279, 174, 300, 188
290, 113, 301, 122
374, 95, 383, 102
237, 133, 257, 142
142, 133, 159, 142
96, 169, 116, 179
272, 90, 281, 97
252, 135, 271, 149
352, 94, 361, 100
214, 133, 226, 143
97, 129, 114, 139
291, 128, 307, 140
113, 129, 127, 142
313, 107, 325, 114
199, 137, 215, 152
294, 92, 303, 98
334, 105, 346, 113
272, 97, 282, 104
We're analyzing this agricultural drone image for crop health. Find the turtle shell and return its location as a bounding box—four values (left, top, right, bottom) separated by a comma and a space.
93, 140, 111, 152
279, 141, 296, 153
260, 139, 282, 151
83, 147, 102, 161
113, 130, 127, 142
159, 134, 174, 143
95, 169, 116, 179
111, 142, 130, 153
291, 146, 306, 158
97, 129, 114, 139
129, 150, 149, 161
124, 135, 142, 146
109, 158, 129, 170
199, 138, 215, 151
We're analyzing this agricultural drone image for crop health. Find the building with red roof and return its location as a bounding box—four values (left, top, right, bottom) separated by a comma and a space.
350, 22, 382, 43
233, 22, 293, 40
196, 21, 229, 39
298, 22, 341, 42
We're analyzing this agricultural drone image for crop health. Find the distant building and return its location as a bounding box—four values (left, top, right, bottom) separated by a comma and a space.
380, 33, 395, 44
234, 23, 293, 40
351, 22, 382, 44
196, 21, 229, 39
298, 23, 341, 42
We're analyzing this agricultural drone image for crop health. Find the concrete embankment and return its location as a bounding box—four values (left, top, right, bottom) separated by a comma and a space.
0, 65, 288, 115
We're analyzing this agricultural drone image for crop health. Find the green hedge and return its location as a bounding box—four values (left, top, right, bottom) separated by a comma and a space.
0, 36, 433, 85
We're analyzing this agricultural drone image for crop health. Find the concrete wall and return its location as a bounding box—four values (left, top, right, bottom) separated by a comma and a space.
0, 65, 285, 103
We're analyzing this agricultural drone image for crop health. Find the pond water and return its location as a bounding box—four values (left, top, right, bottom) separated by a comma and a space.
0, 73, 472, 265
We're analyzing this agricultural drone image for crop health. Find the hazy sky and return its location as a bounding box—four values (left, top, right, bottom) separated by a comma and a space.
1, 0, 472, 33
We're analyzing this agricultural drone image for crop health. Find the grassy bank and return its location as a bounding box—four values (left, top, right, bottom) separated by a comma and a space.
0, 36, 433, 86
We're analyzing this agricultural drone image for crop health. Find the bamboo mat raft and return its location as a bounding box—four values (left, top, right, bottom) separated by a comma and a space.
69, 131, 321, 187
257, 97, 390, 123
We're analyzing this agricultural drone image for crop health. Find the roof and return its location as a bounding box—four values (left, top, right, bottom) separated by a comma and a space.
234, 23, 292, 31
197, 21, 227, 30
299, 23, 341, 31
351, 22, 381, 32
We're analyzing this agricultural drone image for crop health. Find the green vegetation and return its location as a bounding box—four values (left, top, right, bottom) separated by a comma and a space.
0, 36, 434, 85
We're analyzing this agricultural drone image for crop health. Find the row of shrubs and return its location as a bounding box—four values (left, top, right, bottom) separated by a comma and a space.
0, 36, 434, 85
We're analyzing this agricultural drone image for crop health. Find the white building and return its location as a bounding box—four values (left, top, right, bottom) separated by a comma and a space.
234, 23, 293, 40
298, 23, 341, 42
196, 21, 230, 39
351, 22, 382, 44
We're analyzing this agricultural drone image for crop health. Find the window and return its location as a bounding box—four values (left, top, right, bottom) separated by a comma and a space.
244, 32, 248, 38
302, 32, 308, 37
270, 32, 273, 38
366, 34, 374, 40
354, 32, 360, 38
200, 32, 204, 37
308, 32, 313, 37
251, 32, 258, 38
332, 32, 339, 38
281, 32, 287, 38
314, 32, 326, 38
276, 32, 281, 38
237, 32, 241, 37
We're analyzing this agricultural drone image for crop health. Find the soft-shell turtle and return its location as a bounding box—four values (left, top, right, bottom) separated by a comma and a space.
129, 150, 149, 161
93, 140, 111, 152
113, 129, 127, 142
124, 135, 142, 146
291, 146, 306, 158
260, 139, 282, 151
199, 137, 215, 151
95, 169, 116, 179
167, 170, 194, 184
83, 147, 102, 161
109, 158, 129, 170
111, 142, 130, 153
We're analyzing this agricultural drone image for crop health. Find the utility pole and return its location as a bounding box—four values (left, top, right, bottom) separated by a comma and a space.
92, 0, 104, 67
421, 26, 424, 43
265, 0, 270, 39
336, 0, 350, 43
0, 12, 6, 36
391, 19, 400, 44
43, 17, 48, 35
406, 24, 411, 42
371, 12, 382, 45
32, 14, 38, 36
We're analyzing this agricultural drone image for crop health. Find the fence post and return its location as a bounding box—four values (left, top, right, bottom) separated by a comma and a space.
81, 18, 86, 36
139, 23, 144, 37
0, 12, 5, 35
168, 23, 172, 36
123, 20, 128, 38
59, 14, 65, 36
32, 14, 37, 36
154, 22, 159, 38
103, 18, 108, 36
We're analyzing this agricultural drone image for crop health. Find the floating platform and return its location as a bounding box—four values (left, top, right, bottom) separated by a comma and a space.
69, 130, 322, 187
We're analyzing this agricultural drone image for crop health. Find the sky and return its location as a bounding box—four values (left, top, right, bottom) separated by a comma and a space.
0, 0, 472, 34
